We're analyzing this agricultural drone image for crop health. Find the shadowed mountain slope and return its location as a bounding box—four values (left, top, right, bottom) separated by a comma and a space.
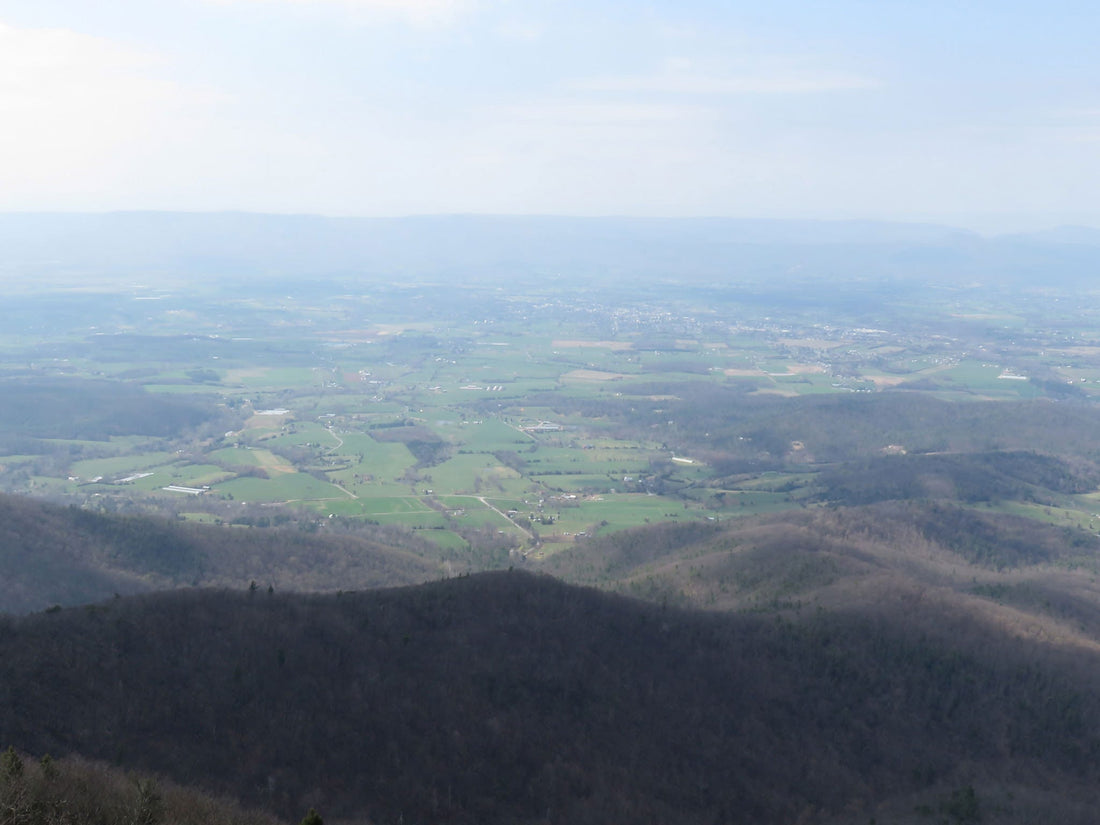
2, 572, 1100, 824
540, 502, 1100, 651
0, 493, 439, 613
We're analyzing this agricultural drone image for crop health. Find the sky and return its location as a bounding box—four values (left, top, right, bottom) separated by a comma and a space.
0, 0, 1097, 232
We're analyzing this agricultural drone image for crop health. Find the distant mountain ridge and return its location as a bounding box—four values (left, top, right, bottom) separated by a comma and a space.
1, 211, 1095, 287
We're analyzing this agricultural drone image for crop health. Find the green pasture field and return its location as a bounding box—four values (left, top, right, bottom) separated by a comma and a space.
446, 419, 532, 451
418, 529, 470, 551
542, 494, 701, 538
209, 446, 267, 466
425, 453, 517, 493
34, 476, 103, 499
141, 383, 227, 395
366, 510, 451, 529
327, 440, 417, 480
138, 368, 223, 384
0, 455, 41, 466
177, 512, 222, 524
440, 495, 526, 513
306, 498, 385, 517
701, 490, 797, 514
481, 497, 530, 514
529, 473, 622, 493
438, 494, 488, 509
978, 500, 1098, 534
166, 464, 235, 487
933, 361, 1043, 397
214, 447, 294, 474
337, 480, 422, 500
552, 383, 627, 401
444, 506, 519, 531
346, 496, 433, 515
70, 451, 179, 480
39, 437, 146, 451
796, 383, 870, 396
258, 422, 335, 446
523, 445, 654, 475
215, 472, 349, 503
227, 367, 323, 389
76, 465, 181, 494
325, 402, 409, 418
733, 472, 818, 492
578, 436, 661, 451
475, 361, 568, 381
437, 497, 530, 530
1051, 367, 1100, 396
493, 376, 562, 392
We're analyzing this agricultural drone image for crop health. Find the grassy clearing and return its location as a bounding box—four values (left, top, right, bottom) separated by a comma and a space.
230, 366, 322, 388
178, 512, 222, 523
329, 436, 417, 479
258, 422, 333, 448
448, 507, 517, 530
141, 383, 225, 394
543, 494, 698, 536
351, 496, 433, 515
209, 447, 265, 466
450, 419, 532, 450
529, 473, 622, 493
216, 473, 348, 503
370, 511, 450, 529
928, 360, 1044, 399
416, 529, 470, 551
732, 472, 818, 492
0, 454, 42, 465
704, 490, 799, 516
525, 445, 653, 475
70, 452, 179, 480
438, 495, 490, 510
982, 499, 1099, 532
427, 453, 518, 493
168, 465, 236, 487
212, 448, 295, 474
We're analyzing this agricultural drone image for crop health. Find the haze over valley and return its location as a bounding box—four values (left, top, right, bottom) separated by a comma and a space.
4, 0, 1100, 822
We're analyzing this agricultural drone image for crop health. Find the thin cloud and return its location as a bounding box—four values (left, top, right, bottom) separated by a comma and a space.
498, 101, 709, 125
0, 20, 221, 113
494, 20, 543, 41
575, 71, 880, 96
0, 22, 161, 130
0, 20, 221, 201
204, 0, 478, 26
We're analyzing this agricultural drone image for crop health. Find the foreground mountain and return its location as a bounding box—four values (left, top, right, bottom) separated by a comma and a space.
0, 749, 282, 825
2, 571, 1099, 824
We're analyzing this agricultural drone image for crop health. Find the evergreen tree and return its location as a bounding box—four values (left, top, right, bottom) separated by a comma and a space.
0, 746, 23, 781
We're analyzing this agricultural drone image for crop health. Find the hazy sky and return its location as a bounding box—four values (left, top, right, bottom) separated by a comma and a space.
1, 0, 1097, 231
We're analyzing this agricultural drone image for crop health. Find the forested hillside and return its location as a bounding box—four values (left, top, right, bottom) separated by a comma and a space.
2, 572, 1100, 824
543, 501, 1100, 649
0, 749, 282, 825
0, 493, 439, 613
